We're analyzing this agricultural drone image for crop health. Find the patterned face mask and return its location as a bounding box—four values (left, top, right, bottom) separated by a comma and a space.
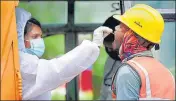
119, 30, 147, 60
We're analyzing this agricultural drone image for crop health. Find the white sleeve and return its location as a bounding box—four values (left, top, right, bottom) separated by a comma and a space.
23, 40, 100, 100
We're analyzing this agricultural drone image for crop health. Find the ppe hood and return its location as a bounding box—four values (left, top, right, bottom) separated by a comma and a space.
15, 7, 31, 52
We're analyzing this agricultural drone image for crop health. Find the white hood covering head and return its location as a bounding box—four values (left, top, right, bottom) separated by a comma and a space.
16, 7, 31, 52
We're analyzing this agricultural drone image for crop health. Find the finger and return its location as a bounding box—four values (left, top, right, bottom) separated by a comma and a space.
103, 32, 110, 38
101, 26, 113, 33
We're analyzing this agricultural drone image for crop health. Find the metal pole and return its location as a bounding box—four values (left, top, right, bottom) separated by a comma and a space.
120, 0, 124, 14
65, 0, 79, 100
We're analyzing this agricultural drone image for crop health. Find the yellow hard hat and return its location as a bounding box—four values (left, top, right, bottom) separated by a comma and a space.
113, 4, 164, 44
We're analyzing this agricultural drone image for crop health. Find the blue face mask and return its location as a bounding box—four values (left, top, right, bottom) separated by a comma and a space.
25, 38, 45, 57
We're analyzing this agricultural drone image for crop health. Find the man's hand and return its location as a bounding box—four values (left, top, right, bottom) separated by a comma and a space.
93, 26, 113, 47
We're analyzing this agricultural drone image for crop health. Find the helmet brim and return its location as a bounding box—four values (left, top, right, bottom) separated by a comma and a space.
113, 15, 130, 29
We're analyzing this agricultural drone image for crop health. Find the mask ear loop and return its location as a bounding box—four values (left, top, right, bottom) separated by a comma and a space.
104, 60, 117, 86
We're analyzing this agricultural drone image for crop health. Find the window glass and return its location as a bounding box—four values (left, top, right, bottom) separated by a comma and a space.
19, 1, 67, 24
160, 22, 175, 76
77, 33, 108, 100
77, 33, 94, 100
77, 33, 92, 45
42, 34, 65, 100
42, 34, 65, 59
51, 84, 66, 100
75, 1, 121, 24
152, 22, 175, 76
131, 1, 175, 9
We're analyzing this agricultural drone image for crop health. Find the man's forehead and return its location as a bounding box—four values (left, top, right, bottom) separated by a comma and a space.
120, 23, 126, 26
120, 23, 129, 29
30, 24, 42, 34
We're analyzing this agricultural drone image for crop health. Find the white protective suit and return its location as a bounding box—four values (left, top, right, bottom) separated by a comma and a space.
16, 8, 100, 100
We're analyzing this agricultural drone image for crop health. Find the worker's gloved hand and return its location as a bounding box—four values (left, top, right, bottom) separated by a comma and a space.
93, 26, 113, 47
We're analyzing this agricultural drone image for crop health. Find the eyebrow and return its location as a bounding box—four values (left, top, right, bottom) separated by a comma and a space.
31, 31, 42, 35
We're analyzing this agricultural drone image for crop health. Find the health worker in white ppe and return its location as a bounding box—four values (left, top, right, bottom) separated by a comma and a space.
16, 8, 113, 100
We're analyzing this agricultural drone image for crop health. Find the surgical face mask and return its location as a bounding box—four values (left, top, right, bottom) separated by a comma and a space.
25, 38, 45, 57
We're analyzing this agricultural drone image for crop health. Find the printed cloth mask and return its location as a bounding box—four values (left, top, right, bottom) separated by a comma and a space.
119, 30, 147, 60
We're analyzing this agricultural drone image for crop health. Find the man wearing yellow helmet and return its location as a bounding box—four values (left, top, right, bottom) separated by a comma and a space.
110, 4, 175, 100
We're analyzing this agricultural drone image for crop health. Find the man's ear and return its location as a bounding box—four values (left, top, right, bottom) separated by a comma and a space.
24, 33, 31, 48
24, 40, 31, 48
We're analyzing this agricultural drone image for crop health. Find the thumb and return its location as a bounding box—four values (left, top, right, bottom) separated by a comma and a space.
100, 26, 113, 38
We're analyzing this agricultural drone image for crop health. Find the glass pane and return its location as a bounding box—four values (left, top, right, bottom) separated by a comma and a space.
160, 22, 175, 76
42, 34, 65, 59
77, 33, 108, 100
41, 34, 66, 100
19, 1, 67, 24
75, 1, 121, 24
131, 1, 175, 9
152, 22, 175, 76
77, 33, 92, 45
77, 33, 93, 100
51, 84, 66, 100
92, 46, 108, 100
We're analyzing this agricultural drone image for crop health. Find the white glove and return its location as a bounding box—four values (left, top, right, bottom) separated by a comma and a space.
92, 26, 113, 47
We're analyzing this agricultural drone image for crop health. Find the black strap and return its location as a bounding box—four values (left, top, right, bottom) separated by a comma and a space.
104, 60, 117, 86
111, 63, 128, 95
111, 62, 142, 95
